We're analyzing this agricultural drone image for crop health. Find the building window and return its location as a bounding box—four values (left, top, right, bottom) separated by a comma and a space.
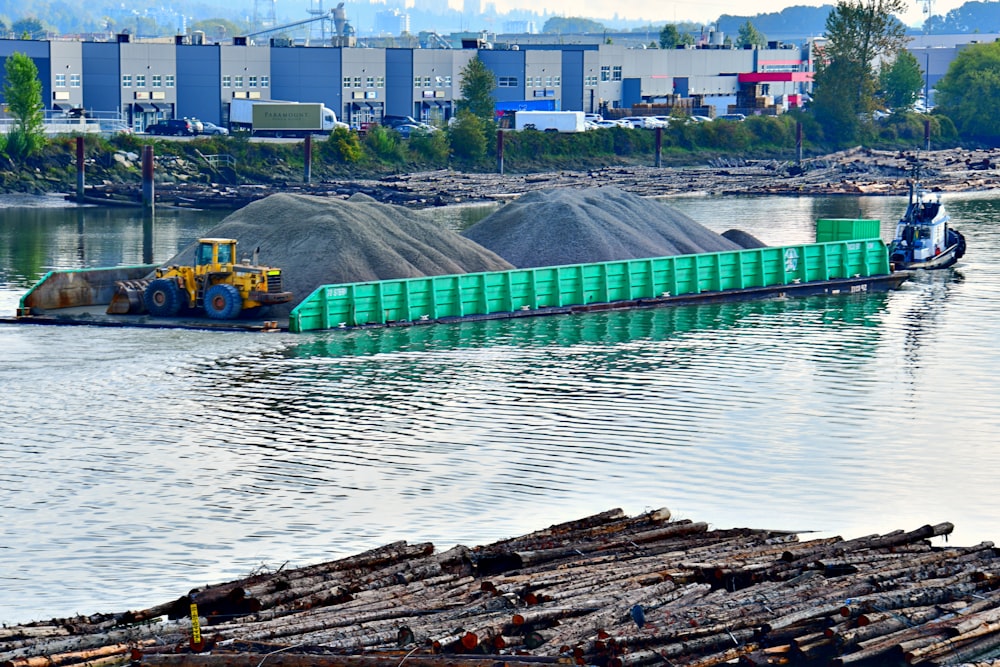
136, 75, 146, 88
585, 75, 597, 86
234, 75, 244, 88
414, 76, 421, 87
612, 65, 622, 81
55, 73, 66, 87
498, 76, 518, 87
223, 75, 232, 88
152, 74, 162, 87
600, 66, 610, 81
444, 75, 452, 87
554, 76, 561, 86
376, 76, 384, 88
354, 76, 362, 88
534, 76, 542, 87
70, 73, 81, 87
345, 76, 353, 88
544, 76, 552, 87
260, 76, 269, 88
422, 76, 431, 87
165, 75, 175, 88
249, 76, 257, 87
366, 76, 374, 88
122, 74, 132, 88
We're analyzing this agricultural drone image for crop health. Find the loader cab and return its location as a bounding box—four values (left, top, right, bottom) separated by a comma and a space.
195, 239, 236, 270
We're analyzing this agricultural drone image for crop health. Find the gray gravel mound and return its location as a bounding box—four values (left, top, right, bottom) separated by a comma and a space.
721, 228, 768, 249
461, 187, 743, 268
162, 192, 514, 316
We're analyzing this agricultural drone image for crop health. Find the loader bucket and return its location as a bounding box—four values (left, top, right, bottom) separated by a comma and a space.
107, 279, 152, 314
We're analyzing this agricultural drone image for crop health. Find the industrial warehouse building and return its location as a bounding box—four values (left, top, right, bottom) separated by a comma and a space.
2, 34, 816, 132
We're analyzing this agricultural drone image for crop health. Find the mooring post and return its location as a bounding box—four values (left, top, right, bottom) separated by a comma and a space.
141, 145, 155, 212
75, 136, 85, 203
304, 134, 313, 184
497, 129, 504, 175
796, 122, 803, 166
655, 127, 663, 168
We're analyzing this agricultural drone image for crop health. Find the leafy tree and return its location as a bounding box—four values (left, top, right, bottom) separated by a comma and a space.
878, 50, 924, 110
737, 21, 767, 48
321, 126, 363, 163
935, 40, 1000, 139
811, 0, 909, 144
456, 56, 496, 123
2, 52, 45, 159
659, 24, 680, 49
448, 111, 487, 161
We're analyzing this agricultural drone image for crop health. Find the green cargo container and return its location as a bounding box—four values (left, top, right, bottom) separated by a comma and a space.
289, 239, 894, 333
815, 218, 882, 243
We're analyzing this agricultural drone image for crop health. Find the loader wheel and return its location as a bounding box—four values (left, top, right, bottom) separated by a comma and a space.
144, 278, 182, 317
205, 283, 242, 320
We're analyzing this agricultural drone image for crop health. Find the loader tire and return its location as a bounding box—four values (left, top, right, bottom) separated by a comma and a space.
205, 283, 242, 320
144, 279, 182, 317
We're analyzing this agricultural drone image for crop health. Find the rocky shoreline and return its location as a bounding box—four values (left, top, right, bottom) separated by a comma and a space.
68, 146, 1000, 210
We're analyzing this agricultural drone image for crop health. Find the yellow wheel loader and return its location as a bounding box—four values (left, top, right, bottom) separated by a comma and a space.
108, 238, 292, 319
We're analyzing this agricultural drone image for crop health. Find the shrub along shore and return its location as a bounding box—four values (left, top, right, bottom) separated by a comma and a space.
2, 118, 998, 206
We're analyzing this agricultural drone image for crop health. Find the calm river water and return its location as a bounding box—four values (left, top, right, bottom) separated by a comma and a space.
1, 189, 998, 625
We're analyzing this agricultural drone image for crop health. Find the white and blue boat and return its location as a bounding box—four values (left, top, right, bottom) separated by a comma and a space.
889, 183, 967, 270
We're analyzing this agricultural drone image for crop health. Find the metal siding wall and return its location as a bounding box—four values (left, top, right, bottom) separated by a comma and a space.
480, 49, 525, 105
81, 42, 121, 115
385, 48, 413, 117
0, 40, 50, 107
561, 50, 584, 112
177, 45, 221, 124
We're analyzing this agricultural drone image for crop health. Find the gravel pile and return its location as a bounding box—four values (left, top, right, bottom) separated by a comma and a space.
461, 187, 744, 268
161, 193, 514, 315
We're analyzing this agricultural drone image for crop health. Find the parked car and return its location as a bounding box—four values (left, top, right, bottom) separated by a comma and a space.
688, 115, 714, 123
716, 113, 747, 122
617, 116, 649, 129
200, 121, 229, 135
186, 117, 204, 134
590, 120, 621, 129
145, 119, 194, 136
584, 113, 604, 123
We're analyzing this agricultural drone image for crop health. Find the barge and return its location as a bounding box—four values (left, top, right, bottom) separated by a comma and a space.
6, 219, 909, 334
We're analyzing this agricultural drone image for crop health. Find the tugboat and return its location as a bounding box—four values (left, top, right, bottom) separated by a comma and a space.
889, 181, 966, 270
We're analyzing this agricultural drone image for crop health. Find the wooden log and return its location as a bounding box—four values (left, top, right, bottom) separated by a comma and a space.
0, 641, 140, 667
138, 653, 572, 667
906, 619, 1000, 664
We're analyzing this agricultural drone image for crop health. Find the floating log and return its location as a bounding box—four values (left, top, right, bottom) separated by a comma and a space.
5, 511, 1000, 667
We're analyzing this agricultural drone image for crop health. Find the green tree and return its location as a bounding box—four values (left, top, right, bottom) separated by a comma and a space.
456, 56, 496, 123
2, 52, 45, 159
878, 49, 925, 109
811, 0, 909, 143
448, 111, 487, 161
935, 40, 1000, 138
659, 24, 680, 49
737, 21, 767, 48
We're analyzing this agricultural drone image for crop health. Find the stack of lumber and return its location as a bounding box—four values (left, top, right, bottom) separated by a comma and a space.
4, 508, 1000, 667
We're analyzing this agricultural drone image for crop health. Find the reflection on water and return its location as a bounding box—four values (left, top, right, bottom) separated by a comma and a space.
1, 192, 999, 626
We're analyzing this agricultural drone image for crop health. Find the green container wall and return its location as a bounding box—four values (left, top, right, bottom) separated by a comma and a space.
289, 240, 891, 333
815, 218, 882, 243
